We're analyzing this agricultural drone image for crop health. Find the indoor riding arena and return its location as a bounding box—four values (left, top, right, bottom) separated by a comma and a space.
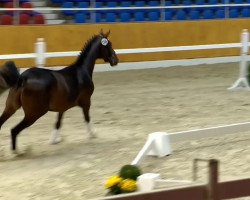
1, 62, 250, 200
1, 1, 250, 200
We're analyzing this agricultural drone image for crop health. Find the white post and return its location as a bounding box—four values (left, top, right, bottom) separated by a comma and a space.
131, 136, 155, 166
228, 29, 250, 91
240, 30, 249, 78
131, 132, 171, 166
35, 38, 46, 68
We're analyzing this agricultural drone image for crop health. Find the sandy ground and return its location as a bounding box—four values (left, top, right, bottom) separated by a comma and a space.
0, 63, 250, 200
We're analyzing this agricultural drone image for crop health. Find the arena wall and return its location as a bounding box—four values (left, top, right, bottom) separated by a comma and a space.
2, 19, 250, 67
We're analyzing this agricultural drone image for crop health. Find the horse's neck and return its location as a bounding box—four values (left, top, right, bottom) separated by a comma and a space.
83, 56, 97, 77
76, 43, 100, 77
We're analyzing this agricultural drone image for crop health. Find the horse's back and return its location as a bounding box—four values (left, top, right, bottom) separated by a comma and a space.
20, 67, 80, 112
18, 67, 94, 112
17, 68, 55, 111
20, 68, 55, 89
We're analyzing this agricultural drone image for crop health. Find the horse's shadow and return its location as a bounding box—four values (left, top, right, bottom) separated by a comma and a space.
0, 137, 127, 162
0, 141, 88, 162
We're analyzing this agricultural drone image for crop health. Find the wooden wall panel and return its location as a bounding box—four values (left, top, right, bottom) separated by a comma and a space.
0, 19, 250, 67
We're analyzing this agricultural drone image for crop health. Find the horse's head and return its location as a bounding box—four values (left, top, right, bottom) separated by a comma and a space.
98, 30, 119, 66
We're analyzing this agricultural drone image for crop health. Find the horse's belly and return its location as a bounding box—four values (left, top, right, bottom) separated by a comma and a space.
49, 97, 76, 112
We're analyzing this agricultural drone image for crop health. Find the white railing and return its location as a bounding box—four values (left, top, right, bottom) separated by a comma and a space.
4, 3, 250, 11
0, 29, 249, 90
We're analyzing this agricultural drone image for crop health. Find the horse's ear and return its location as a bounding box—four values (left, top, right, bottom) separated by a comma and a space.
105, 30, 111, 38
100, 29, 104, 36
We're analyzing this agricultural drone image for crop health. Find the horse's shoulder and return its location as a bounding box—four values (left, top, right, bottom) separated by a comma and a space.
77, 68, 93, 87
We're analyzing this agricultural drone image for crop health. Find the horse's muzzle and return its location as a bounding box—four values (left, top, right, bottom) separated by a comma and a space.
110, 55, 119, 66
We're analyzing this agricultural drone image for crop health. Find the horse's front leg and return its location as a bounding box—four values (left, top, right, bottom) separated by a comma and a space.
81, 101, 96, 139
50, 112, 64, 144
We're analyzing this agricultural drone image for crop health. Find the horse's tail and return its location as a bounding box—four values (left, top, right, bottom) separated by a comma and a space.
0, 61, 20, 94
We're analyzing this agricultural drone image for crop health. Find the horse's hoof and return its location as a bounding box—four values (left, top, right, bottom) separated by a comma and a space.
11, 150, 24, 157
50, 137, 63, 145
12, 150, 18, 155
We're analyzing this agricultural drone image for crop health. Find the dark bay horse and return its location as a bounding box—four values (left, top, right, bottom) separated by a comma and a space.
0, 30, 119, 152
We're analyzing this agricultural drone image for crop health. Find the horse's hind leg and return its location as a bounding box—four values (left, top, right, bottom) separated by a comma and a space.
50, 112, 64, 144
0, 106, 18, 129
11, 117, 31, 152
0, 89, 21, 129
11, 90, 48, 152
11, 111, 47, 152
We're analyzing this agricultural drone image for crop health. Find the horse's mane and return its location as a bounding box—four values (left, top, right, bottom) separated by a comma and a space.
74, 34, 100, 66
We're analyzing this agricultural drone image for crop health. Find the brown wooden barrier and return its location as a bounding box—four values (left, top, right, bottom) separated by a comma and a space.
1, 19, 250, 67
101, 185, 207, 200
219, 178, 250, 199
100, 159, 250, 200
100, 179, 250, 200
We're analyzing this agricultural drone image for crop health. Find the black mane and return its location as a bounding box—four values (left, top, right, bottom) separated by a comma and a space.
74, 35, 100, 66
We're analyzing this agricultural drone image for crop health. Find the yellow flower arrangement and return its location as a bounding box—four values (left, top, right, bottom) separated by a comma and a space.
105, 164, 142, 196
120, 179, 137, 192
105, 175, 123, 189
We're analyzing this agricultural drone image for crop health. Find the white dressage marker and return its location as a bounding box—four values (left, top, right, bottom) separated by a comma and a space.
132, 121, 250, 166
131, 132, 171, 166
137, 173, 192, 192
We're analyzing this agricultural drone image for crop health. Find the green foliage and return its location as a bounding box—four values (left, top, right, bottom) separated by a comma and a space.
109, 186, 121, 195
119, 164, 142, 181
